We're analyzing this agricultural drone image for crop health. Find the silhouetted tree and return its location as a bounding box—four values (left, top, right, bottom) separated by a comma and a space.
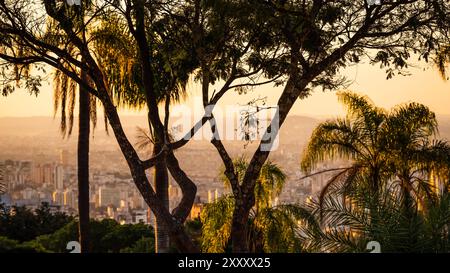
1, 0, 450, 253
300, 92, 450, 252
201, 158, 319, 252
0, 203, 73, 242
301, 92, 449, 212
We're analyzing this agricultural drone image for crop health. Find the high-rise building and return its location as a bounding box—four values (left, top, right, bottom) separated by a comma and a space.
64, 189, 76, 208
32, 163, 51, 185
54, 164, 64, 190
60, 149, 69, 166
207, 189, 220, 203
0, 161, 5, 194
98, 186, 120, 207
189, 203, 203, 220
168, 184, 181, 210
31, 163, 44, 185
208, 190, 212, 203
42, 163, 54, 185
214, 189, 220, 200
132, 210, 148, 224
169, 184, 180, 199
52, 190, 64, 205
131, 194, 146, 209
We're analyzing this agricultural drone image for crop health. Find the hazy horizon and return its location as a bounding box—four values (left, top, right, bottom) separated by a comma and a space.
1, 60, 450, 118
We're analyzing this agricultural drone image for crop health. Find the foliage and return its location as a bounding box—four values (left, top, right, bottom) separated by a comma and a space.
201, 195, 235, 253
0, 236, 46, 253
301, 181, 450, 253
31, 219, 155, 253
201, 158, 319, 253
301, 91, 449, 208
0, 203, 155, 253
300, 92, 450, 253
120, 237, 155, 253
184, 218, 203, 249
0, 202, 73, 242
435, 45, 450, 80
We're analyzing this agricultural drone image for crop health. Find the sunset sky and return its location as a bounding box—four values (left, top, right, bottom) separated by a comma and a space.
1, 60, 449, 118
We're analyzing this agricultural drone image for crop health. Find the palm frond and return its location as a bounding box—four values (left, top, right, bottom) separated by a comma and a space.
434, 45, 450, 80
134, 127, 155, 154
200, 195, 235, 253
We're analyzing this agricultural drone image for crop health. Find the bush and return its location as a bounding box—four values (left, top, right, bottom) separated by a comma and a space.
0, 203, 73, 242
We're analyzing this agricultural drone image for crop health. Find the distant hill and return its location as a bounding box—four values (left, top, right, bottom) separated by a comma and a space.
0, 114, 319, 139
1, 114, 449, 141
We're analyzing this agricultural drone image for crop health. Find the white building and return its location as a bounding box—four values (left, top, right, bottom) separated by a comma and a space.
54, 164, 64, 190
99, 186, 120, 207
132, 209, 149, 224
64, 189, 76, 208
207, 188, 220, 203
0, 161, 5, 194
52, 190, 64, 205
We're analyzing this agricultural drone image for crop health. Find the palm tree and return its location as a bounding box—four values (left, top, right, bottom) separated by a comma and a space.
51, 3, 195, 253
383, 103, 440, 214
50, 2, 97, 253
301, 91, 444, 211
301, 176, 450, 253
300, 91, 450, 252
201, 157, 320, 253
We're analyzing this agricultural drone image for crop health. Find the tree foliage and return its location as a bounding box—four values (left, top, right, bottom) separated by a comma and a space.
300, 92, 450, 252
301, 91, 449, 207
0, 202, 73, 242
201, 158, 320, 253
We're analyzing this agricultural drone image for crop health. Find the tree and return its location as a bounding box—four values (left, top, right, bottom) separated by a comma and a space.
50, 1, 99, 252
201, 158, 319, 253
300, 175, 450, 253
187, 0, 450, 252
92, 9, 198, 252
1, 0, 450, 253
0, 0, 278, 252
0, 203, 73, 242
301, 91, 447, 212
300, 92, 450, 252
0, 0, 200, 252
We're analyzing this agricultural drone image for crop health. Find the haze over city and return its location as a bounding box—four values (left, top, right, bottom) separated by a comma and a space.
2, 62, 450, 118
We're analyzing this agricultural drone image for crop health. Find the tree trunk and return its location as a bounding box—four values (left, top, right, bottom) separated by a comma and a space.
77, 70, 90, 253
73, 43, 199, 252
231, 204, 250, 252
153, 143, 170, 253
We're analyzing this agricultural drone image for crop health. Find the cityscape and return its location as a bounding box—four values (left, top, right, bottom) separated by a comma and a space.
0, 115, 344, 225
3, 114, 450, 227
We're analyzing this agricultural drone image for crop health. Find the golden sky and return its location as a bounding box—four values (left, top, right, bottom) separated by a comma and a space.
0, 61, 449, 118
